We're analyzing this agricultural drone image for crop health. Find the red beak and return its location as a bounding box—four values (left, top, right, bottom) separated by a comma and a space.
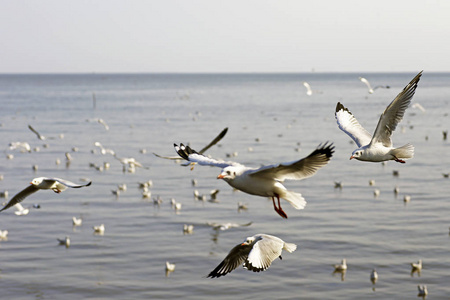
217, 174, 225, 179
349, 156, 354, 160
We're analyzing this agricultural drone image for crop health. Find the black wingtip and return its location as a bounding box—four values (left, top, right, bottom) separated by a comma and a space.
335, 102, 351, 115
86, 181, 92, 187
315, 141, 335, 159
174, 143, 198, 161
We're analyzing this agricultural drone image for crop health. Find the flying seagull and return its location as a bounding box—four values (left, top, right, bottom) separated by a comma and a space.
0, 177, 92, 213
336, 71, 422, 163
207, 234, 296, 278
359, 77, 390, 94
174, 142, 334, 218
154, 127, 228, 160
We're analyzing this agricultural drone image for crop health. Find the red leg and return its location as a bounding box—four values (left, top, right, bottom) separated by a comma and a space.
394, 156, 406, 164
271, 194, 288, 219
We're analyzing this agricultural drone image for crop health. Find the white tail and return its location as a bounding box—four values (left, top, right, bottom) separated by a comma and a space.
393, 143, 414, 159
283, 242, 297, 253
281, 190, 306, 210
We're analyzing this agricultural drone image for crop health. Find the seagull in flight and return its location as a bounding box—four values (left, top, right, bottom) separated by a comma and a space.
28, 125, 55, 140
359, 76, 390, 94
0, 177, 92, 213
154, 127, 228, 160
336, 71, 422, 163
207, 234, 296, 278
174, 142, 334, 218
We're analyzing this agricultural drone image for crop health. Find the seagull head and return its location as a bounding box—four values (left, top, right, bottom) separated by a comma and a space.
241, 236, 256, 246
217, 166, 238, 181
350, 149, 363, 160
30, 177, 45, 186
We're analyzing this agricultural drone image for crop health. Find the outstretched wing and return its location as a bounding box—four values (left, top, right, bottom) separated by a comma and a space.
0, 185, 39, 212
249, 142, 334, 182
335, 102, 372, 147
371, 71, 422, 147
245, 236, 283, 272
51, 178, 92, 188
207, 243, 251, 278
153, 127, 228, 160
174, 143, 239, 169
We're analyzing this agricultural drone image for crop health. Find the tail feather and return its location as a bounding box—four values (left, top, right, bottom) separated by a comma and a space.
283, 242, 297, 253
393, 143, 414, 159
281, 190, 306, 210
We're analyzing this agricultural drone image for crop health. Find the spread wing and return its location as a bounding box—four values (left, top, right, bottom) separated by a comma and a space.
244, 236, 282, 272
153, 127, 228, 160
0, 185, 39, 212
174, 143, 240, 169
207, 243, 251, 278
50, 178, 92, 188
249, 142, 334, 181
371, 71, 422, 147
335, 102, 372, 147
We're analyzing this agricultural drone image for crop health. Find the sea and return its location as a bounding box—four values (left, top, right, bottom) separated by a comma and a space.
0, 72, 448, 299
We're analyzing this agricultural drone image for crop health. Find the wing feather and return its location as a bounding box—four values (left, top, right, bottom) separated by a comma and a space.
0, 185, 39, 212
371, 71, 422, 147
249, 142, 334, 181
335, 102, 372, 147
174, 144, 239, 168
245, 236, 283, 272
49, 178, 92, 188
207, 243, 251, 278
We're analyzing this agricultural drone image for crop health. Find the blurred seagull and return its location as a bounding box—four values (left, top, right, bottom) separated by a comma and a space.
57, 236, 71, 248
87, 118, 109, 130
94, 142, 115, 155
0, 229, 9, 240
207, 234, 296, 278
412, 103, 426, 112
206, 221, 253, 231
8, 142, 31, 153
93, 224, 105, 235
13, 203, 40, 216
153, 127, 228, 160
72, 216, 82, 226
359, 76, 390, 94
411, 259, 422, 276
417, 285, 428, 297
336, 71, 422, 163
370, 269, 378, 284
303, 82, 313, 96
28, 124, 55, 140
165, 261, 176, 276
333, 259, 347, 271
174, 142, 334, 219
0, 177, 92, 213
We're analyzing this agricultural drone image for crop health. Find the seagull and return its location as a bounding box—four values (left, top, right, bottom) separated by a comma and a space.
412, 103, 426, 112
153, 127, 228, 160
417, 285, 428, 297
411, 259, 422, 276
359, 76, 390, 94
165, 261, 176, 275
0, 230, 8, 240
57, 236, 71, 248
8, 142, 31, 153
333, 259, 347, 271
28, 124, 55, 140
206, 221, 253, 231
0, 177, 92, 213
370, 269, 378, 284
72, 216, 82, 226
303, 82, 313, 96
207, 234, 296, 278
13, 203, 40, 216
114, 154, 148, 171
336, 71, 422, 163
183, 224, 194, 234
93, 224, 105, 235
174, 142, 334, 218
87, 118, 109, 130
94, 142, 115, 156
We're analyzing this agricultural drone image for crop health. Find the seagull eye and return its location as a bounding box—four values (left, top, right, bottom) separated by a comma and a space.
233, 172, 236, 176
226, 171, 231, 175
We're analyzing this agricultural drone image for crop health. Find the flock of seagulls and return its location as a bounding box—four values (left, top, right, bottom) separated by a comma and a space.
0, 71, 435, 297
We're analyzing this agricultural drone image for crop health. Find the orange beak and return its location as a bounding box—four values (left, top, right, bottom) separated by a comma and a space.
349, 156, 354, 160
217, 174, 225, 179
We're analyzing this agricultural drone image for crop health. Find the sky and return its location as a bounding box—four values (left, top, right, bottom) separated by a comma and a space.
1, 0, 449, 73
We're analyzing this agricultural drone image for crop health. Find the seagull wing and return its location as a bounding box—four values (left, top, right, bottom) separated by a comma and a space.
245, 235, 283, 272
371, 71, 422, 147
0, 185, 39, 212
174, 144, 239, 168
207, 243, 252, 278
28, 124, 44, 140
50, 178, 92, 188
335, 102, 372, 147
153, 127, 228, 160
249, 143, 334, 182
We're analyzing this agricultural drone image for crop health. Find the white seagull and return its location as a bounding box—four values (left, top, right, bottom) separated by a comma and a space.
0, 177, 92, 213
359, 76, 390, 94
336, 71, 422, 163
207, 234, 296, 278
72, 216, 82, 226
174, 142, 334, 218
303, 82, 313, 96
93, 224, 105, 235
153, 127, 228, 160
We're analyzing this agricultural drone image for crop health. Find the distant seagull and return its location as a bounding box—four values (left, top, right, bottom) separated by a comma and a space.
93, 224, 105, 235
333, 259, 347, 271
359, 76, 390, 94
206, 221, 253, 231
302, 82, 313, 96
0, 230, 8, 240
336, 71, 422, 163
13, 203, 41, 216
28, 124, 55, 140
8, 142, 31, 153
57, 236, 71, 248
87, 118, 109, 130
183, 224, 194, 234
373, 189, 380, 198
0, 177, 92, 213
403, 195, 411, 203
153, 127, 228, 160
207, 234, 296, 278
411, 259, 422, 276
443, 130, 448, 141
165, 261, 176, 276
237, 202, 248, 211
114, 154, 148, 172
334, 181, 343, 189
370, 269, 378, 284
72, 216, 82, 226
412, 103, 426, 112
94, 142, 115, 156
417, 285, 428, 297
174, 142, 334, 218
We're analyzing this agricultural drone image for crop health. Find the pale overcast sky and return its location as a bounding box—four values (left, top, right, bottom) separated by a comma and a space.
1, 0, 449, 73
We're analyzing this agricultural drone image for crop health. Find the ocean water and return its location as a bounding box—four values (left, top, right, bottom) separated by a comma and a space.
0, 72, 448, 299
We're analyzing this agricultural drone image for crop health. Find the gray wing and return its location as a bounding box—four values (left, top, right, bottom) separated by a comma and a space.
249, 143, 334, 181
50, 178, 92, 188
335, 102, 372, 147
207, 243, 252, 278
0, 185, 39, 212
371, 71, 422, 147
245, 235, 283, 272
153, 127, 228, 160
